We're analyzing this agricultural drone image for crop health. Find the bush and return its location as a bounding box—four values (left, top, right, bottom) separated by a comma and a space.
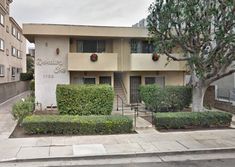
20, 73, 34, 81
30, 80, 35, 92
12, 98, 34, 124
56, 84, 114, 115
154, 111, 232, 129
139, 85, 192, 112
22, 115, 133, 135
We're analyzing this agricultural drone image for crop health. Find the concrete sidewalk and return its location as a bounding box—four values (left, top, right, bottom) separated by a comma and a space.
0, 92, 235, 163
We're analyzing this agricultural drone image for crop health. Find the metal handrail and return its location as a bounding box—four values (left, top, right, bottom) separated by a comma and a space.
116, 94, 125, 115
119, 79, 128, 96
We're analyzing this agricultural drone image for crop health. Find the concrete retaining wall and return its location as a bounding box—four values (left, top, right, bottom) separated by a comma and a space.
0, 81, 30, 104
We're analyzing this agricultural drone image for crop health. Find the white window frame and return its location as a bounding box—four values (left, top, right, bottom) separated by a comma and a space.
12, 46, 16, 56
0, 14, 4, 26
0, 39, 4, 51
0, 65, 5, 77
17, 50, 22, 58
12, 26, 16, 37
17, 32, 21, 40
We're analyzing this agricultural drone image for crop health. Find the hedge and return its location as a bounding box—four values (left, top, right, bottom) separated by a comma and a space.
22, 115, 133, 135
154, 111, 232, 129
139, 85, 192, 112
56, 84, 114, 115
20, 73, 34, 81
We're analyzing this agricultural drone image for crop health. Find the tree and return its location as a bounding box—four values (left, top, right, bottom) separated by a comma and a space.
26, 54, 34, 74
147, 0, 235, 112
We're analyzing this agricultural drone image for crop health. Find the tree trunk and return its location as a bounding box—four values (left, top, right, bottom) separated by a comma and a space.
192, 85, 208, 112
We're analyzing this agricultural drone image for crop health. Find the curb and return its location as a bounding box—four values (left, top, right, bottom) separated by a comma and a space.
1, 147, 235, 163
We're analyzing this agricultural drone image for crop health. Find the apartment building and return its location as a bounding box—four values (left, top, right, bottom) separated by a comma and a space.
0, 0, 26, 83
23, 24, 187, 109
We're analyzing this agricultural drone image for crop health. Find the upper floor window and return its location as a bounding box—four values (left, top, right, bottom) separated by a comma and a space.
0, 39, 4, 51
77, 40, 106, 53
130, 40, 154, 53
0, 14, 4, 26
17, 32, 21, 40
12, 26, 16, 37
12, 46, 17, 56
0, 65, 5, 77
17, 50, 22, 59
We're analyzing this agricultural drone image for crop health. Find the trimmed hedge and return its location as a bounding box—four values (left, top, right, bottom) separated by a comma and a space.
20, 73, 34, 81
154, 111, 232, 129
56, 84, 114, 115
22, 115, 133, 135
140, 85, 192, 112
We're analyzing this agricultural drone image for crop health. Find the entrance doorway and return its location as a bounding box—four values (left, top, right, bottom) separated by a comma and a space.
130, 76, 141, 103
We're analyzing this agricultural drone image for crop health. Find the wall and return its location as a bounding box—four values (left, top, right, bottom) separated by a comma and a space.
0, 81, 29, 104
35, 36, 70, 109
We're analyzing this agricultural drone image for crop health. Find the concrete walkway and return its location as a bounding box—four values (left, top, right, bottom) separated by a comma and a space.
0, 91, 30, 139
0, 93, 235, 162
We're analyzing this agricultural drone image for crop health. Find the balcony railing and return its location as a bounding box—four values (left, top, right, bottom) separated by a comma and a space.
129, 53, 186, 71
68, 53, 118, 71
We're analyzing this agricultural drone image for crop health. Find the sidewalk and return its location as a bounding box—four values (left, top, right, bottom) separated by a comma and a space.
0, 93, 235, 162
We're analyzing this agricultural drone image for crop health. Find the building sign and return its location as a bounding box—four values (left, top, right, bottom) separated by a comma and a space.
36, 58, 66, 74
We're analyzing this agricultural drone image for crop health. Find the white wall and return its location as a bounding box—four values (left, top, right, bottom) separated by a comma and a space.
35, 36, 70, 109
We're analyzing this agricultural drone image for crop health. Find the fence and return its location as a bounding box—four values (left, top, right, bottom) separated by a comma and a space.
0, 81, 30, 104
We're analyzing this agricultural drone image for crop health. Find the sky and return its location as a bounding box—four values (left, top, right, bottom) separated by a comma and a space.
11, 0, 154, 27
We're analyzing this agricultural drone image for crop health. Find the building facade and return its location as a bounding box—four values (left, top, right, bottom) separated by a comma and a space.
23, 24, 187, 109
0, 0, 26, 83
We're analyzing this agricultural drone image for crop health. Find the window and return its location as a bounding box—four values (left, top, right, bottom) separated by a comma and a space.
0, 39, 4, 51
145, 76, 165, 87
17, 68, 22, 74
130, 40, 154, 53
77, 40, 106, 53
17, 50, 22, 58
12, 26, 16, 37
0, 65, 5, 77
11, 67, 16, 77
17, 32, 21, 40
6, 25, 9, 33
0, 14, 4, 26
12, 47, 16, 56
83, 77, 96, 84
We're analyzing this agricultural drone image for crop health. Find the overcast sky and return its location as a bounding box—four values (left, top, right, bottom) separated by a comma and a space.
11, 0, 154, 27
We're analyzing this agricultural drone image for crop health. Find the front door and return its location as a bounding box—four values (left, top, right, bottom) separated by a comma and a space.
99, 76, 112, 85
130, 76, 141, 103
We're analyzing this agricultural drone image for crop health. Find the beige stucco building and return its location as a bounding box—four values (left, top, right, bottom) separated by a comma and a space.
23, 23, 187, 109
0, 0, 26, 83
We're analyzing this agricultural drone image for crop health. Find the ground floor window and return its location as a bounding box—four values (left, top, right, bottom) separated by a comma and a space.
99, 76, 111, 85
0, 65, 5, 77
145, 76, 165, 87
83, 77, 96, 84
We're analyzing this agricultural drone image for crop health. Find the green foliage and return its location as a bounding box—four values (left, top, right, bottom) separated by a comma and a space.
22, 115, 133, 135
56, 84, 114, 115
27, 56, 34, 74
12, 98, 34, 124
154, 111, 232, 129
30, 80, 35, 92
140, 85, 192, 112
20, 73, 34, 81
147, 0, 235, 80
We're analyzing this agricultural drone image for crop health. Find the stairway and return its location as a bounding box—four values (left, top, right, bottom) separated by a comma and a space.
113, 74, 128, 110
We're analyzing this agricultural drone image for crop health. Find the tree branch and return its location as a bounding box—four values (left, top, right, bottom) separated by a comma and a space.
164, 51, 190, 61
207, 68, 235, 85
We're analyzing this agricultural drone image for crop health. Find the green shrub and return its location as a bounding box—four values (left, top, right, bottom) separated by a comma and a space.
154, 111, 232, 129
22, 115, 133, 135
29, 80, 35, 97
56, 84, 114, 115
20, 73, 34, 81
12, 98, 34, 124
139, 85, 192, 112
